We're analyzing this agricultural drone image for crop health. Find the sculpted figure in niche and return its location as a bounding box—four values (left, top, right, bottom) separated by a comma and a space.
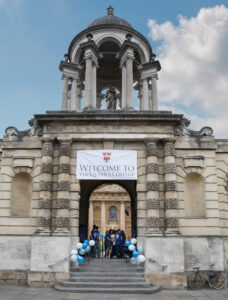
106, 88, 117, 110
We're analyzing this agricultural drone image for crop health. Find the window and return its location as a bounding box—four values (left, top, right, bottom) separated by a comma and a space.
109, 206, 117, 220
184, 173, 205, 217
11, 173, 32, 217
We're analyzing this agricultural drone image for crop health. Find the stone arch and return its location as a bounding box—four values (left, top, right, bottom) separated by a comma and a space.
96, 35, 122, 48
11, 172, 32, 217
184, 172, 205, 217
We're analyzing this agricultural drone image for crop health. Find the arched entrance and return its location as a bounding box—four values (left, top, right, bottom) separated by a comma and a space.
79, 180, 137, 242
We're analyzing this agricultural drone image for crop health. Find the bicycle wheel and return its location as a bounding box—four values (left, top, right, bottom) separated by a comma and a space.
209, 273, 225, 289
187, 273, 204, 290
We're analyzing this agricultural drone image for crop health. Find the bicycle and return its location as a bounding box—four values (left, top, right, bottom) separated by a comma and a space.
187, 264, 225, 290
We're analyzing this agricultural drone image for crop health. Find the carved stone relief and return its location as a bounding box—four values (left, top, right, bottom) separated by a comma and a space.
42, 142, 54, 157
146, 163, 159, 174
174, 117, 213, 137
59, 163, 71, 173
55, 217, 70, 228
39, 199, 51, 209
165, 198, 178, 209
164, 143, 175, 157
146, 142, 157, 157
41, 163, 53, 174
55, 198, 70, 209
59, 142, 71, 157
147, 181, 159, 191
164, 163, 176, 174
146, 199, 160, 209
147, 217, 164, 228
165, 218, 179, 228
164, 181, 177, 191
57, 181, 70, 191
40, 181, 52, 191
39, 216, 51, 227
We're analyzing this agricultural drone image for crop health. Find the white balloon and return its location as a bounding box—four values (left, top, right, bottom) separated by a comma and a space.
130, 257, 137, 264
128, 244, 135, 251
89, 240, 95, 246
137, 255, 146, 263
76, 242, 83, 249
131, 238, 137, 245
71, 249, 78, 255
71, 254, 77, 262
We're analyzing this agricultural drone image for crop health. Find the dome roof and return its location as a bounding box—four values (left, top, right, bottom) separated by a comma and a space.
88, 6, 133, 29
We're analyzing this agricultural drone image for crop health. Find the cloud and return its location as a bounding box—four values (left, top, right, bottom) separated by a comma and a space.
148, 5, 228, 138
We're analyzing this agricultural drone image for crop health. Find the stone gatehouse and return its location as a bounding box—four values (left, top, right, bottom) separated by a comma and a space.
0, 6, 227, 289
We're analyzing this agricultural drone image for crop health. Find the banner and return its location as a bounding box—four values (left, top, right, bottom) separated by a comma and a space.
76, 150, 137, 180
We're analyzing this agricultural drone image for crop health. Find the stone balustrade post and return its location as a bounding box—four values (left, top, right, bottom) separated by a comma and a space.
151, 75, 158, 111
61, 75, 69, 110
53, 139, 71, 235
163, 140, 179, 235
38, 138, 54, 235
145, 140, 163, 236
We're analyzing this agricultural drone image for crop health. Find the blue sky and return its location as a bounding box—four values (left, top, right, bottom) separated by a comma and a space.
1, 0, 228, 137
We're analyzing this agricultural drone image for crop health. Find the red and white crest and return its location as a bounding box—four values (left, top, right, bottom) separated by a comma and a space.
103, 152, 111, 163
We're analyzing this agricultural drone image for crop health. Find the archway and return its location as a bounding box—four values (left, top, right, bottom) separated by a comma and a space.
79, 180, 137, 242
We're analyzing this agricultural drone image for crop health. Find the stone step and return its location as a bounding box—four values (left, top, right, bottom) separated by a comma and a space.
70, 271, 144, 278
70, 267, 144, 273
54, 285, 161, 294
69, 276, 145, 282
61, 281, 151, 289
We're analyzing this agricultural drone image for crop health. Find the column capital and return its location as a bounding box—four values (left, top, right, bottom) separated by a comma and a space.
144, 138, 160, 145
41, 137, 55, 143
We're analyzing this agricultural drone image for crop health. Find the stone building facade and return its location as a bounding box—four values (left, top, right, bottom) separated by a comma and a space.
0, 6, 227, 288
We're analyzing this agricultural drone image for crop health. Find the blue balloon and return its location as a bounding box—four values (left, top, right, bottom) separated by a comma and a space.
99, 234, 104, 238
82, 242, 87, 249
125, 240, 131, 247
137, 246, 144, 254
133, 250, 138, 258
130, 257, 137, 264
84, 240, 89, 245
77, 255, 84, 263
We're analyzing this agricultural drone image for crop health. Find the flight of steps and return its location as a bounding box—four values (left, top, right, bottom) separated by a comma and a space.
55, 258, 160, 294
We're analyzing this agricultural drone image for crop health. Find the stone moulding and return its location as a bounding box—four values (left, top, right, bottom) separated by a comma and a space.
59, 142, 71, 157
165, 217, 179, 228
39, 199, 51, 209
165, 198, 178, 209
164, 143, 175, 157
164, 181, 177, 191
146, 217, 164, 228
55, 217, 70, 228
38, 216, 51, 227
147, 181, 159, 191
55, 198, 70, 209
41, 163, 53, 173
40, 181, 52, 191
57, 181, 70, 191
59, 163, 71, 173
164, 163, 176, 174
146, 163, 159, 174
146, 198, 160, 209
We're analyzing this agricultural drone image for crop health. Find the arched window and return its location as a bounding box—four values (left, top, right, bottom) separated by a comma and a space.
11, 173, 32, 217
109, 206, 117, 220
184, 173, 205, 217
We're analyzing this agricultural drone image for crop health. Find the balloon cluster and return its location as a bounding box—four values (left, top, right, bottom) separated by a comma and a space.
124, 238, 146, 265
70, 239, 95, 264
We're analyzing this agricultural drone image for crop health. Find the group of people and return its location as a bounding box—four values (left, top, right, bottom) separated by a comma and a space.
104, 229, 126, 258
90, 225, 129, 258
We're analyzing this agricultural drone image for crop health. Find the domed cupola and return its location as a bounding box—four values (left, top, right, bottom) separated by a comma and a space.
59, 6, 161, 112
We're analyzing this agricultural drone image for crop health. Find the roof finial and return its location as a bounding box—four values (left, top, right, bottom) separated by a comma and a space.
107, 5, 114, 16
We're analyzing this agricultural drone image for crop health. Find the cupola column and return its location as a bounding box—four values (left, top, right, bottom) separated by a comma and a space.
142, 78, 149, 110
121, 63, 126, 109
70, 78, 79, 111
151, 75, 158, 111
61, 75, 69, 110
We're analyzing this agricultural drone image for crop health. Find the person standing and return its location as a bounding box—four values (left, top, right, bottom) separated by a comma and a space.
115, 229, 123, 258
92, 225, 100, 258
105, 229, 113, 257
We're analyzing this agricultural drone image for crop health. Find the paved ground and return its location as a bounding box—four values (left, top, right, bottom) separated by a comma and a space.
0, 285, 227, 300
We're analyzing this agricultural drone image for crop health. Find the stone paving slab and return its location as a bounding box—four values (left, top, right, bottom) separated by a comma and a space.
0, 285, 227, 300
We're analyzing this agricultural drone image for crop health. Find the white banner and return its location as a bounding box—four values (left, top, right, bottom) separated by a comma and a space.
76, 150, 137, 180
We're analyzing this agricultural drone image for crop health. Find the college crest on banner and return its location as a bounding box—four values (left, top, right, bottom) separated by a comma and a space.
76, 150, 137, 180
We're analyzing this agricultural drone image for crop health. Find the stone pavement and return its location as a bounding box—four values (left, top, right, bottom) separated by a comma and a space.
0, 285, 227, 300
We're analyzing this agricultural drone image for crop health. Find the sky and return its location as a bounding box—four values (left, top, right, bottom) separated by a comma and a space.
0, 0, 228, 138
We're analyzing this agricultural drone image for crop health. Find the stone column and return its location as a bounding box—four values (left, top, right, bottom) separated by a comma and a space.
70, 78, 78, 111
100, 201, 106, 235
121, 63, 126, 109
53, 139, 71, 235
88, 201, 94, 237
76, 82, 82, 111
151, 76, 158, 111
92, 63, 97, 109
120, 201, 125, 232
164, 140, 179, 235
126, 57, 134, 109
84, 55, 93, 109
61, 75, 69, 110
148, 83, 152, 111
38, 138, 54, 235
142, 78, 149, 110
145, 140, 163, 236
